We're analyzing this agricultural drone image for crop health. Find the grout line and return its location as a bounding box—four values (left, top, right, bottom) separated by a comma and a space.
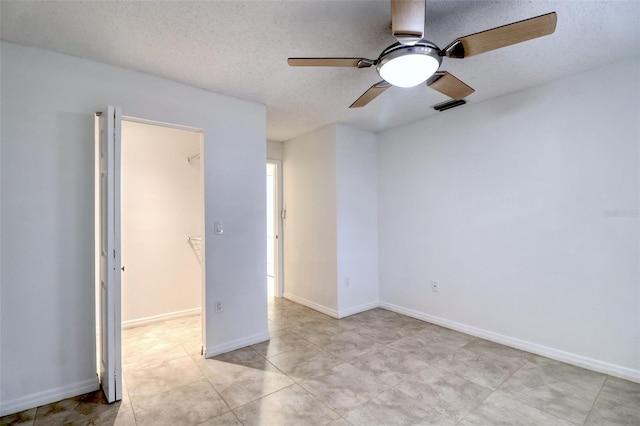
582, 377, 607, 425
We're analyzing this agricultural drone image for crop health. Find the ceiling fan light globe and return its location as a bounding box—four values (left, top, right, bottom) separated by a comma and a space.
379, 53, 440, 87
376, 43, 442, 88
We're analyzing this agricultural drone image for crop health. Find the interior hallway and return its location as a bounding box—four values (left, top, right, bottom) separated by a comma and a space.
2, 299, 639, 425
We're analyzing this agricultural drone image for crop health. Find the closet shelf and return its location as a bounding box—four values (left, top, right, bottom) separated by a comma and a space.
187, 236, 203, 266
187, 153, 200, 169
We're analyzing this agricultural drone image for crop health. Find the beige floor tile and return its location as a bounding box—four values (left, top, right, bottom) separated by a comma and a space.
123, 342, 189, 371
5, 301, 637, 426
193, 347, 276, 378
388, 334, 467, 363
516, 355, 606, 392
267, 319, 289, 333
124, 355, 205, 402
0, 408, 36, 426
251, 331, 316, 358
313, 330, 382, 360
33, 391, 122, 425
461, 339, 532, 369
436, 348, 519, 389
394, 365, 492, 421
352, 323, 407, 344
497, 362, 600, 425
212, 347, 274, 370
108, 402, 137, 426
208, 364, 295, 409
459, 392, 574, 426
346, 308, 400, 323
197, 411, 243, 425
269, 306, 327, 325
349, 346, 430, 386
599, 376, 640, 407
291, 317, 357, 333
325, 418, 351, 426
233, 384, 340, 426
268, 344, 345, 381
585, 392, 640, 426
132, 380, 229, 426
290, 326, 344, 346
170, 324, 202, 345
344, 388, 457, 426
585, 377, 640, 426
299, 363, 386, 415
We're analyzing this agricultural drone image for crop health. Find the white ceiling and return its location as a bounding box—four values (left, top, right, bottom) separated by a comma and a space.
2, 1, 639, 141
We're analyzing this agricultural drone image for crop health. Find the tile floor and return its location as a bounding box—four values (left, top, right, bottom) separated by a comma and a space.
2, 298, 639, 425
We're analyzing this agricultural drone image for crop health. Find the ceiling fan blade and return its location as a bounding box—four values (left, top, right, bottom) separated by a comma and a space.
444, 12, 557, 58
349, 81, 391, 108
427, 72, 474, 99
391, 0, 425, 45
288, 58, 375, 68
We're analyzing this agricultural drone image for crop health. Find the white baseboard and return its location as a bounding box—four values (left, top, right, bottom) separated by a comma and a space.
0, 377, 99, 417
379, 301, 640, 384
204, 331, 270, 358
283, 292, 338, 318
121, 307, 201, 330
337, 300, 379, 319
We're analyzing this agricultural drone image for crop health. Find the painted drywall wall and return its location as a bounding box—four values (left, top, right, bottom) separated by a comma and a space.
336, 124, 379, 315
282, 124, 379, 317
282, 125, 338, 313
267, 140, 283, 160
121, 121, 202, 324
0, 42, 267, 415
378, 58, 640, 380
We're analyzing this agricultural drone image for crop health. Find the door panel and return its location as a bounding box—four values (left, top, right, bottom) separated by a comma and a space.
98, 105, 122, 403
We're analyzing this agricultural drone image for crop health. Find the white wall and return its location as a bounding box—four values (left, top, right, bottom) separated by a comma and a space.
378, 58, 640, 381
283, 125, 338, 313
283, 124, 379, 317
267, 140, 283, 160
121, 121, 202, 323
0, 42, 267, 415
336, 124, 379, 315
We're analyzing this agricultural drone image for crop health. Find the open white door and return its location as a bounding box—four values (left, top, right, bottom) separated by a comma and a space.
98, 106, 122, 403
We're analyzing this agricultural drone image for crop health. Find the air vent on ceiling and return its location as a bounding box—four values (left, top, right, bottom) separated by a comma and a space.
433, 99, 466, 112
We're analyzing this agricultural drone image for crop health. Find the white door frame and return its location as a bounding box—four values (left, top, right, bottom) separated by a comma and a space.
267, 159, 284, 298
96, 111, 207, 401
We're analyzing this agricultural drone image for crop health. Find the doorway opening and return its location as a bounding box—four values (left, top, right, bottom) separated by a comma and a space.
120, 119, 204, 375
266, 160, 283, 298
95, 113, 205, 401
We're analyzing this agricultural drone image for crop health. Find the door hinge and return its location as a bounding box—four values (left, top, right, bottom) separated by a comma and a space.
113, 249, 116, 259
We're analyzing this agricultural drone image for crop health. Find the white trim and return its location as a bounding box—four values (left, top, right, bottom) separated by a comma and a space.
0, 378, 99, 417
379, 301, 640, 384
205, 332, 270, 358
283, 292, 338, 318
121, 308, 201, 330
121, 115, 203, 133
337, 300, 379, 319
267, 159, 284, 298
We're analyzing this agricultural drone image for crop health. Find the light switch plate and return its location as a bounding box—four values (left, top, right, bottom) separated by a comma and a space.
214, 220, 224, 235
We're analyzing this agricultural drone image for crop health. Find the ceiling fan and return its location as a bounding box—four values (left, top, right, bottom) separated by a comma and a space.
288, 0, 557, 108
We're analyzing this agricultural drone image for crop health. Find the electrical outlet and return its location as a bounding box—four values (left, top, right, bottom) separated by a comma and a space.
344, 277, 350, 287
431, 280, 439, 292
215, 300, 224, 313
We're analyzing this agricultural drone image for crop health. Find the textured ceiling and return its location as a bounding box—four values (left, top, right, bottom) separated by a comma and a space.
2, 1, 639, 141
